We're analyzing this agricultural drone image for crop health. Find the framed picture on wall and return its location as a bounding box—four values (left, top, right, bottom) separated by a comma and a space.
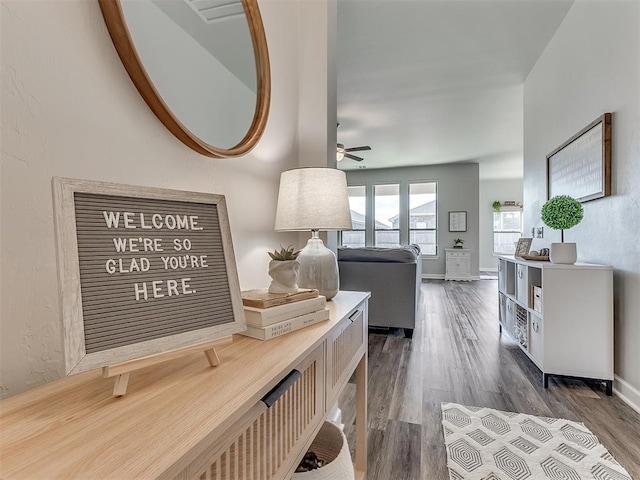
547, 113, 611, 202
448, 211, 467, 232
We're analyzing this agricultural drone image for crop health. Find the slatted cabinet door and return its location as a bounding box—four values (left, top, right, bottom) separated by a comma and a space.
174, 345, 325, 480
325, 301, 367, 409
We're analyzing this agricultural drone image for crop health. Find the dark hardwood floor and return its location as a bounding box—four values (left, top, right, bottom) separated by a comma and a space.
339, 278, 640, 479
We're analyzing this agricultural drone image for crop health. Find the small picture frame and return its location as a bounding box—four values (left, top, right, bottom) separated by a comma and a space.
514, 238, 533, 258
448, 211, 467, 232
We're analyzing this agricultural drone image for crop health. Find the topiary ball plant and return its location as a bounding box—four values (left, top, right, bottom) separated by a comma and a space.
541, 195, 583, 242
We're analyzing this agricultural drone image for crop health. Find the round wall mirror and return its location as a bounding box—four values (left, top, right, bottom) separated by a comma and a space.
99, 0, 270, 158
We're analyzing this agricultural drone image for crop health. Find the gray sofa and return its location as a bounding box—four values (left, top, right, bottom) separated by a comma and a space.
337, 245, 422, 338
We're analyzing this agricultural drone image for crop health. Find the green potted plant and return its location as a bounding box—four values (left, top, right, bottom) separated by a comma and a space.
540, 195, 583, 264
453, 238, 464, 249
267, 245, 301, 293
492, 200, 501, 212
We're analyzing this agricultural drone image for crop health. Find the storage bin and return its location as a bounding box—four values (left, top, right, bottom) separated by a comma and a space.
532, 286, 542, 313
293, 421, 354, 480
516, 264, 528, 305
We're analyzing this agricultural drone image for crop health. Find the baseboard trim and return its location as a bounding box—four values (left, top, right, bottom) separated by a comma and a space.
481, 267, 498, 272
422, 274, 481, 281
613, 375, 640, 414
423, 273, 444, 280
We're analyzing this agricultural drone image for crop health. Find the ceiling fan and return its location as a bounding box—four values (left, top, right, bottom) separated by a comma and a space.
336, 143, 372, 162
336, 122, 371, 162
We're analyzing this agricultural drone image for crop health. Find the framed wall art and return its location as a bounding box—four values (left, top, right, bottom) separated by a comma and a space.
448, 211, 467, 232
547, 113, 611, 202
52, 177, 246, 376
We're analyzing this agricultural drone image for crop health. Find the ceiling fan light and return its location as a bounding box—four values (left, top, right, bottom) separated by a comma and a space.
336, 143, 346, 161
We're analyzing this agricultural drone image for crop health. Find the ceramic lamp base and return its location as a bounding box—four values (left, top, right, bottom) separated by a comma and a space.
297, 236, 339, 300
550, 242, 577, 264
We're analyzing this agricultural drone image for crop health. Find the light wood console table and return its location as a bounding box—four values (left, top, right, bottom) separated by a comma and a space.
0, 291, 370, 480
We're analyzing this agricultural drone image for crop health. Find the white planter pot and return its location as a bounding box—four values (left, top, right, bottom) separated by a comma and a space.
550, 242, 577, 264
292, 421, 354, 480
268, 259, 299, 293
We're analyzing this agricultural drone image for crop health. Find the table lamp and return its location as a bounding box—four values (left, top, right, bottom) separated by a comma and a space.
274, 168, 352, 300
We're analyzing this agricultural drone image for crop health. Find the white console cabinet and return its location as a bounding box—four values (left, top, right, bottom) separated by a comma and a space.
497, 255, 613, 394
445, 248, 472, 281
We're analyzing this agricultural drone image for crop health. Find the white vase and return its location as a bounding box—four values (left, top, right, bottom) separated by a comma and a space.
268, 260, 300, 293
550, 242, 577, 264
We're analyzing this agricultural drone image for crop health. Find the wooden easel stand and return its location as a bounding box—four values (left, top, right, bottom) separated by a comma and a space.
102, 336, 233, 396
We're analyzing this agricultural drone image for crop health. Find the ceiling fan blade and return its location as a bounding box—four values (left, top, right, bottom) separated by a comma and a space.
345, 153, 364, 162
345, 146, 371, 152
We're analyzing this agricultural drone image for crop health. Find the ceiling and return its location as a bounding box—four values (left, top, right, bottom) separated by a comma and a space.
336, 0, 574, 179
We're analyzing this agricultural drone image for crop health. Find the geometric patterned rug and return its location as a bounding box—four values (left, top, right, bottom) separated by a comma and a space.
441, 403, 632, 480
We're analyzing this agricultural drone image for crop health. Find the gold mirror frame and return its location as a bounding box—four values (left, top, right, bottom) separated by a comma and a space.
99, 0, 271, 158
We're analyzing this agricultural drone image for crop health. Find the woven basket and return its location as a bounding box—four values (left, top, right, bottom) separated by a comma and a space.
292, 421, 354, 480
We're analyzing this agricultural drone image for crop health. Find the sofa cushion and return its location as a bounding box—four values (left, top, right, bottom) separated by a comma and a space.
337, 244, 420, 263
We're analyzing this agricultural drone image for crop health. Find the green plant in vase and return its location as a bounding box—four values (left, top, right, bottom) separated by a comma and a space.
540, 195, 583, 264
453, 238, 464, 249
492, 201, 501, 212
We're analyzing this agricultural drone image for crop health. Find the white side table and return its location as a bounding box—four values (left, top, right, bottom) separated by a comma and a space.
445, 248, 472, 281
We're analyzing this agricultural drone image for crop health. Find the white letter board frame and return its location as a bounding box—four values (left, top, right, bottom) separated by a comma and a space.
52, 177, 246, 375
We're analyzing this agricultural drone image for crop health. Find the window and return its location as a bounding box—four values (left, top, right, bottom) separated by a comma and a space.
340, 180, 439, 255
409, 182, 437, 255
374, 184, 400, 247
342, 186, 366, 247
493, 209, 523, 254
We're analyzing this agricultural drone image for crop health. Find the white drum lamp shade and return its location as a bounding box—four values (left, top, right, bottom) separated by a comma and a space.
275, 168, 352, 300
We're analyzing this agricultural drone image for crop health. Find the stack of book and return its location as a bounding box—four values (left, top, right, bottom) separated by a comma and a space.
239, 289, 329, 340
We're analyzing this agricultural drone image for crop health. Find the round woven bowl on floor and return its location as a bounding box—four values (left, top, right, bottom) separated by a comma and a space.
292, 421, 354, 480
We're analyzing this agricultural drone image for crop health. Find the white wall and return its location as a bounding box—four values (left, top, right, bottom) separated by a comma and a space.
298, 0, 337, 169
524, 0, 640, 409
478, 178, 523, 271
295, 0, 340, 250
0, 0, 308, 398
346, 163, 480, 278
